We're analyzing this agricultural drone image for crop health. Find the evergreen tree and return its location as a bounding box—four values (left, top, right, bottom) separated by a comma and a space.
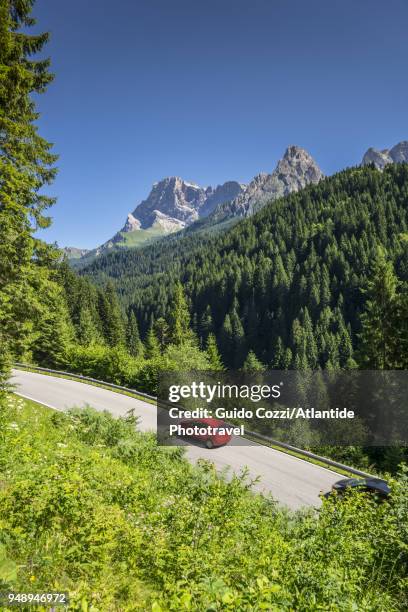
0, 0, 58, 369
199, 305, 213, 345
126, 311, 143, 357
219, 313, 233, 365
337, 322, 355, 368
271, 336, 285, 369
242, 350, 265, 371
282, 348, 293, 370
99, 281, 125, 347
229, 303, 246, 367
154, 317, 170, 352
169, 282, 192, 346
77, 307, 99, 346
206, 333, 224, 370
358, 249, 399, 369
31, 283, 73, 367
145, 326, 160, 359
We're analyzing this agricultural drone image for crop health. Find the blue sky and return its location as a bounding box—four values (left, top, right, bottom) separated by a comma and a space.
33, 0, 408, 249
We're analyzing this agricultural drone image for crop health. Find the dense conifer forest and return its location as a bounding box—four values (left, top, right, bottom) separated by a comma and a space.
82, 164, 408, 370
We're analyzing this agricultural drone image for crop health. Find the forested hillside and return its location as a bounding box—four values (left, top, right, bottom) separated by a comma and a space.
83, 164, 408, 370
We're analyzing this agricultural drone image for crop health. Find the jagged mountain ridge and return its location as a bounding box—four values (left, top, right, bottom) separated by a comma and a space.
87, 177, 245, 258
67, 140, 407, 263
207, 145, 324, 224
362, 141, 408, 170
62, 246, 90, 260
130, 177, 245, 229
83, 145, 323, 261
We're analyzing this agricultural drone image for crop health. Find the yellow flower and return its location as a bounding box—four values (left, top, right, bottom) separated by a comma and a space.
30, 575, 36, 582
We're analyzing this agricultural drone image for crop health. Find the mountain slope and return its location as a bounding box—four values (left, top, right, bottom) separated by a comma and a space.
82, 163, 408, 369
74, 177, 245, 264
72, 145, 322, 264
207, 145, 323, 224
62, 246, 90, 260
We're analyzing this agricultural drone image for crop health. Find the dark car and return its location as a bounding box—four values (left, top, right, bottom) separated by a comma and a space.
324, 477, 391, 499
178, 417, 232, 448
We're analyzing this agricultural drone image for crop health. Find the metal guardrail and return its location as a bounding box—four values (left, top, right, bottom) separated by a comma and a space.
13, 363, 374, 478
242, 430, 374, 478
13, 362, 157, 402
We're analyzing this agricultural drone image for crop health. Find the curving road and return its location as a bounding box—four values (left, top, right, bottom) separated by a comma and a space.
12, 369, 340, 510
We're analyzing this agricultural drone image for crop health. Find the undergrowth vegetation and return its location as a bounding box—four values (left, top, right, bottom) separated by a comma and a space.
0, 395, 407, 610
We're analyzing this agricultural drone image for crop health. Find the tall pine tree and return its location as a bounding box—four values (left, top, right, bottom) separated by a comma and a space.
145, 326, 160, 359
206, 333, 224, 370
0, 1, 80, 375
358, 249, 399, 369
0, 0, 58, 372
126, 310, 143, 357
99, 281, 126, 347
169, 282, 193, 346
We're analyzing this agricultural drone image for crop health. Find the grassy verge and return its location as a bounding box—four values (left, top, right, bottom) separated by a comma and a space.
0, 393, 405, 611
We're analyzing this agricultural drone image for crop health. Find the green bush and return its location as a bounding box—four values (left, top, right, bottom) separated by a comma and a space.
64, 344, 142, 386
0, 395, 407, 610
132, 342, 210, 394
63, 341, 211, 395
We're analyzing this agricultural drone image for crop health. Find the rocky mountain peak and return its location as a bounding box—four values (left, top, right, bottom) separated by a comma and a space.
209, 145, 324, 221
137, 176, 205, 228
87, 176, 245, 258
389, 141, 408, 163
283, 144, 311, 160
74, 146, 323, 262
275, 145, 323, 187
125, 176, 244, 231
362, 141, 408, 169
61, 246, 90, 260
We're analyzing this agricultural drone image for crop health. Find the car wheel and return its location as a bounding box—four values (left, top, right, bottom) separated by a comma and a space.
206, 439, 214, 449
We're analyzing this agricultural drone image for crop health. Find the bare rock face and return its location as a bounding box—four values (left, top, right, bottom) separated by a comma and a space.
362, 147, 393, 170
127, 176, 245, 230
389, 141, 408, 163
61, 246, 90, 259
122, 213, 141, 232
210, 145, 324, 221
89, 177, 245, 257
150, 210, 186, 232
131, 177, 206, 229
362, 141, 408, 169
201, 181, 246, 217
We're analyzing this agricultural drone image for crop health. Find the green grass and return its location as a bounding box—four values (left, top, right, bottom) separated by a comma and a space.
117, 226, 171, 249
0, 394, 407, 611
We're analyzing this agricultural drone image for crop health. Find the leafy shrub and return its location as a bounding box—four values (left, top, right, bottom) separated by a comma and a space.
64, 343, 142, 385
1, 395, 407, 610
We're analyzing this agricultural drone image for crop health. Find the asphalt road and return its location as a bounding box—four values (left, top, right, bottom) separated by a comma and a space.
12, 369, 341, 510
